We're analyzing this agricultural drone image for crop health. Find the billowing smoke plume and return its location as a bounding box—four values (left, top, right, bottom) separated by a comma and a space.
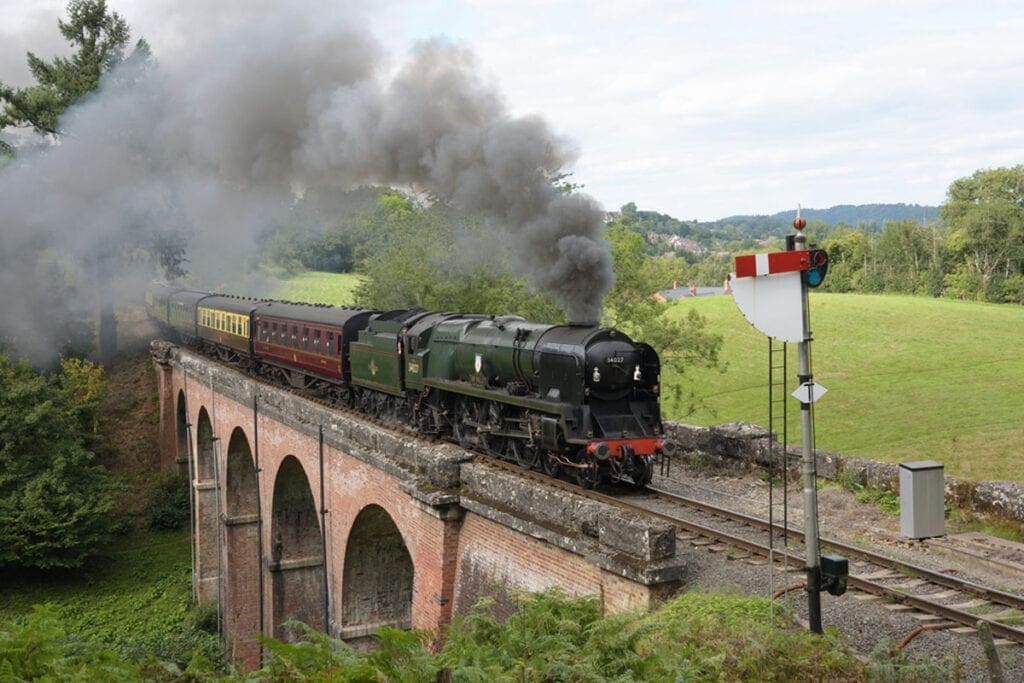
0, 4, 613, 365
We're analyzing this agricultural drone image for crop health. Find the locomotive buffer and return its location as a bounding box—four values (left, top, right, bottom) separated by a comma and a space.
731, 211, 847, 635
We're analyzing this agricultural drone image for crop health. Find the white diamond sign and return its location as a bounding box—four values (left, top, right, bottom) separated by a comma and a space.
792, 381, 827, 404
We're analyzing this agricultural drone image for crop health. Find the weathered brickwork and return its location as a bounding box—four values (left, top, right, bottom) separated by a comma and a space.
153, 361, 178, 472
152, 342, 689, 672
452, 513, 667, 619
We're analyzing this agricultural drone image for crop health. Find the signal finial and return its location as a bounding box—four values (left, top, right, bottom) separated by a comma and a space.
793, 204, 806, 231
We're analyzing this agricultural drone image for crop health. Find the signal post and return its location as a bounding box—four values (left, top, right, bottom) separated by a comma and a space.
731, 213, 846, 634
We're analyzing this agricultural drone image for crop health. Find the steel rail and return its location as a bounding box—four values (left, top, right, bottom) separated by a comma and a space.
601, 487, 1024, 644
644, 485, 1024, 612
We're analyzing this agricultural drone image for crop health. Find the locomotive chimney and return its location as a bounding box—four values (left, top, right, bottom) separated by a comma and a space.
569, 320, 599, 328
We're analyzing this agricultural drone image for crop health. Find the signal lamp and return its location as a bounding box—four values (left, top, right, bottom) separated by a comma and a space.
804, 248, 829, 288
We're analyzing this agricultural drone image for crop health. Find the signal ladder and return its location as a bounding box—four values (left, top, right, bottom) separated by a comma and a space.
767, 338, 793, 612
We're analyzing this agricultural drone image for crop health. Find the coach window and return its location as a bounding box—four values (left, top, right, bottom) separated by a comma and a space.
292, 326, 298, 347
302, 328, 309, 350
314, 330, 322, 353
271, 322, 278, 343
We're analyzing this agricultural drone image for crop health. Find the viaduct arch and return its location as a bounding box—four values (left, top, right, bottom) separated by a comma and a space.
152, 342, 687, 671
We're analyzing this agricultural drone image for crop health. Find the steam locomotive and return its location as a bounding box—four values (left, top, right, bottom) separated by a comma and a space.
146, 282, 675, 488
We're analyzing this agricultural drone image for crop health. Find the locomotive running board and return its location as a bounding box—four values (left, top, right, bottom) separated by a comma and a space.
422, 377, 564, 415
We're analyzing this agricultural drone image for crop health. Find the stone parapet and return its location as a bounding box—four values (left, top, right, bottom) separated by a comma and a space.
459, 462, 686, 586
166, 345, 470, 492
665, 420, 1024, 526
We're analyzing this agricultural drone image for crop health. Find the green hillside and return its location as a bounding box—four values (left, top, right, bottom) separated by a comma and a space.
270, 271, 364, 305
663, 293, 1024, 482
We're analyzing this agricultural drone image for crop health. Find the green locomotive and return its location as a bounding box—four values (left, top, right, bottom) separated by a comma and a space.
349, 309, 672, 488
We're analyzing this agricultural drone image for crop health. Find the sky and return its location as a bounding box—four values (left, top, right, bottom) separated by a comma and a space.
2, 0, 1023, 221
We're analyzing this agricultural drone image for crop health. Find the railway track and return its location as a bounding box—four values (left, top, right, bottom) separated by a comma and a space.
604, 485, 1024, 646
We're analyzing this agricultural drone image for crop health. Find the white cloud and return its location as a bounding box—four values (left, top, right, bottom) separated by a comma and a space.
3, 0, 1023, 219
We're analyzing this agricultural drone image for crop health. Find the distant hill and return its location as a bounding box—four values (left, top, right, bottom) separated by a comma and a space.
621, 202, 942, 254
704, 203, 940, 238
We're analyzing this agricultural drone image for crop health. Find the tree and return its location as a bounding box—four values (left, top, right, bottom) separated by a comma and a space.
353, 195, 564, 322
821, 225, 870, 293
0, 354, 116, 570
941, 166, 1024, 301
0, 0, 141, 141
150, 228, 190, 280
602, 223, 723, 414
875, 220, 930, 293
0, 1, 157, 363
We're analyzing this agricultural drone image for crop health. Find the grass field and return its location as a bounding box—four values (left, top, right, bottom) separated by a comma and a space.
664, 293, 1024, 482
267, 272, 1023, 482
270, 271, 364, 305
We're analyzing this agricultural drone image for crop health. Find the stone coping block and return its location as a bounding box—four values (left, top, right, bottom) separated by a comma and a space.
459, 462, 677, 564
665, 420, 1024, 525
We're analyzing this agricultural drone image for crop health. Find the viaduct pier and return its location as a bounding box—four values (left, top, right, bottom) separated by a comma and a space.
152, 343, 688, 669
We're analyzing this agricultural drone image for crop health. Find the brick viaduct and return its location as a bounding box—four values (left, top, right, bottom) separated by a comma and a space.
152, 342, 688, 670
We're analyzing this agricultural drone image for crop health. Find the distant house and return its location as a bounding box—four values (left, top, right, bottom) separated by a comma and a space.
653, 283, 723, 302
644, 232, 708, 255
665, 235, 707, 254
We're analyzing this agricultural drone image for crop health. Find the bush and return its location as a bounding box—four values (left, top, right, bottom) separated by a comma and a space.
0, 606, 144, 680
143, 471, 190, 531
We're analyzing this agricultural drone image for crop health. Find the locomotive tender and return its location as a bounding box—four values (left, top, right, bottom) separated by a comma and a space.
146, 282, 675, 488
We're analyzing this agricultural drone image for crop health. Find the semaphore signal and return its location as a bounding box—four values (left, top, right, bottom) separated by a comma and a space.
729, 208, 847, 635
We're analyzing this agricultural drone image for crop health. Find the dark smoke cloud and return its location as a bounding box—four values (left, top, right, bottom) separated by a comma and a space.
0, 3, 613, 365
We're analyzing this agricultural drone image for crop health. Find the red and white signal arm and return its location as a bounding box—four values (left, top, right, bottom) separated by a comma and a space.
731, 250, 813, 343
